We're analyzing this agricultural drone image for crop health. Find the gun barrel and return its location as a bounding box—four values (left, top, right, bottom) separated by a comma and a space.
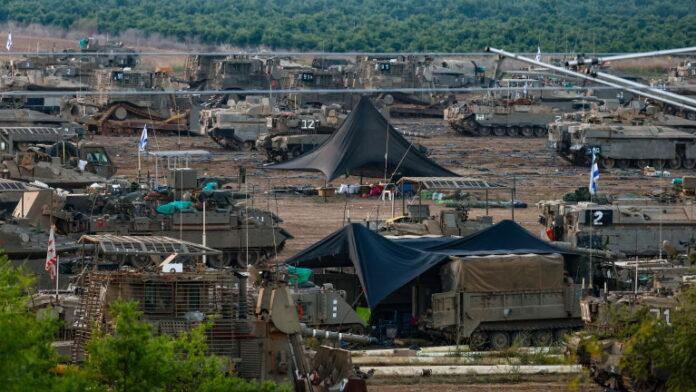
301, 324, 376, 344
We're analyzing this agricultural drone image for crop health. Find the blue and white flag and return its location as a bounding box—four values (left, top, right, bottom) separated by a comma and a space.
589, 152, 599, 195
535, 46, 541, 62
138, 125, 148, 152
5, 32, 12, 51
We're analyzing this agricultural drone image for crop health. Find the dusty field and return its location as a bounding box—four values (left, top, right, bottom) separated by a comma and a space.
98, 117, 677, 259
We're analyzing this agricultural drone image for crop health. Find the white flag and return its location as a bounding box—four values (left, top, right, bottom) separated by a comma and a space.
45, 226, 57, 281
589, 153, 599, 195
535, 46, 541, 62
138, 125, 148, 152
5, 32, 12, 51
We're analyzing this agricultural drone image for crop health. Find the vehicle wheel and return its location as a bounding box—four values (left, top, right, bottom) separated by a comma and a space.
635, 159, 651, 169
206, 253, 232, 269
113, 106, 128, 121
291, 146, 303, 158
668, 155, 683, 169
489, 332, 510, 350
554, 328, 570, 343
533, 329, 554, 346
506, 127, 520, 137
493, 127, 506, 137
599, 157, 615, 169
236, 250, 259, 267
521, 126, 534, 137
683, 158, 696, 169
687, 111, 696, 121
533, 127, 548, 137
478, 126, 491, 136
652, 159, 667, 170
469, 331, 488, 350
617, 159, 631, 169
242, 141, 254, 151
512, 331, 532, 347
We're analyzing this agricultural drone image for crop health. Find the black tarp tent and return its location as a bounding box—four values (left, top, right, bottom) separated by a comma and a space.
266, 96, 458, 181
397, 220, 572, 256
287, 220, 573, 308
285, 223, 449, 308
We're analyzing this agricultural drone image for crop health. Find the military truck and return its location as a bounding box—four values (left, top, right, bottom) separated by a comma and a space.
62, 68, 188, 135
256, 105, 348, 162
549, 123, 696, 168
292, 283, 367, 334
200, 96, 273, 150
428, 253, 582, 349
538, 199, 696, 257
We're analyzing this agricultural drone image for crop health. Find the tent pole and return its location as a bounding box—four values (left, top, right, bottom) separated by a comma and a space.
402, 183, 406, 216
511, 177, 516, 222
485, 189, 489, 216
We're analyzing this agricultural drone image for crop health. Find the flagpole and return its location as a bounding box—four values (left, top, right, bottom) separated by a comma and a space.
55, 255, 59, 299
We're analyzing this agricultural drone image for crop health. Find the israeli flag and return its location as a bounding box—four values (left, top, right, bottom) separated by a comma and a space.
589, 152, 599, 195
138, 125, 148, 152
535, 46, 541, 62
5, 32, 12, 51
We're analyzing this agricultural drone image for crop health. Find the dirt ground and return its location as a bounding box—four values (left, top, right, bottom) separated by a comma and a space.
99, 117, 676, 258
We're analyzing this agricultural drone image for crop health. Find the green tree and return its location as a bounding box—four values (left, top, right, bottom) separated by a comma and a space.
0, 256, 61, 392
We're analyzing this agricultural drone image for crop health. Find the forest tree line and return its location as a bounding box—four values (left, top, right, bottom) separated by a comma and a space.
0, 0, 694, 52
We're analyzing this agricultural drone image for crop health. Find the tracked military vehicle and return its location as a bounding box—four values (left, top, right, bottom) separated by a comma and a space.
62, 68, 188, 135
200, 96, 273, 151
277, 65, 356, 108
26, 168, 292, 267
0, 110, 115, 187
256, 105, 348, 162
428, 253, 582, 349
538, 199, 696, 257
380, 205, 493, 237
184, 54, 273, 92
445, 79, 595, 137
549, 122, 696, 169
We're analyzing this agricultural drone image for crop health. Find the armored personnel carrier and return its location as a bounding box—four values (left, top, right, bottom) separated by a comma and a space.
200, 96, 272, 151
549, 122, 696, 169
380, 205, 493, 237
428, 253, 582, 349
256, 105, 348, 162
62, 68, 188, 135
538, 199, 696, 257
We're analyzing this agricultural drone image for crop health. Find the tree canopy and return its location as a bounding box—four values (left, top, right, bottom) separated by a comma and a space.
0, 0, 694, 52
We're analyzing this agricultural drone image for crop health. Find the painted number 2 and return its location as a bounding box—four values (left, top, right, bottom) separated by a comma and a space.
593, 211, 604, 226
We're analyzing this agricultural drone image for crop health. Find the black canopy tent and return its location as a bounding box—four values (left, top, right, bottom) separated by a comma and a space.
287, 220, 574, 308
266, 96, 458, 181
285, 223, 449, 308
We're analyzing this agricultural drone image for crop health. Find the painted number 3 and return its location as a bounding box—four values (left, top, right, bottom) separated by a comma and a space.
593, 211, 604, 225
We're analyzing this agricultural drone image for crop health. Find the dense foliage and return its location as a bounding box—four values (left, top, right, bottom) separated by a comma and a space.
0, 257, 286, 392
0, 0, 694, 52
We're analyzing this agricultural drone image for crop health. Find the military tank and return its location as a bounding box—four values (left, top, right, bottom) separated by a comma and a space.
445, 81, 597, 138
184, 54, 274, 92
276, 64, 357, 109
256, 105, 348, 162
199, 96, 273, 151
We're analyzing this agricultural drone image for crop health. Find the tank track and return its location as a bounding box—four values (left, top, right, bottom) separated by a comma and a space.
478, 318, 584, 332
449, 114, 549, 138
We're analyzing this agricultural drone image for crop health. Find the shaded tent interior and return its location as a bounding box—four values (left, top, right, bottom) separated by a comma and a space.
286, 220, 577, 306
265, 96, 458, 181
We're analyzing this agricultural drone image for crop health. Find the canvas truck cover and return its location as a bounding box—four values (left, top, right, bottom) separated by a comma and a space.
440, 253, 565, 292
